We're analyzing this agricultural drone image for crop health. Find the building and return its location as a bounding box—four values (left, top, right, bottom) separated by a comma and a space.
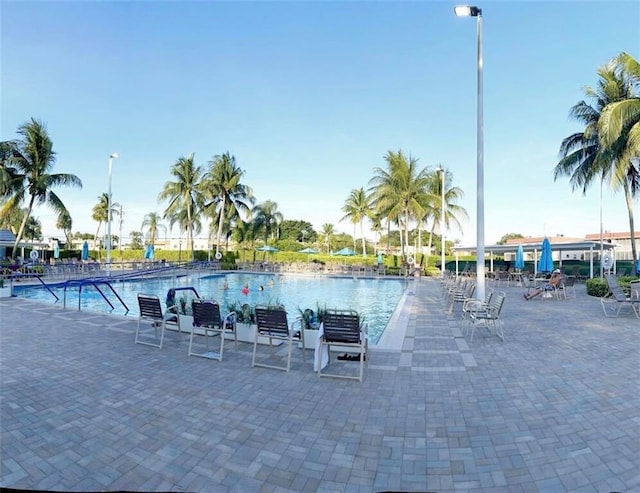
584, 231, 639, 261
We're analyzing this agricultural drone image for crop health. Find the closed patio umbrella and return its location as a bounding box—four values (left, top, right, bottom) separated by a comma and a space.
537, 237, 553, 273
515, 245, 524, 271
81, 241, 89, 261
53, 241, 60, 260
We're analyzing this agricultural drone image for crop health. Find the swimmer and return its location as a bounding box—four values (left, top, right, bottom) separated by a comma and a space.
258, 285, 264, 291
222, 280, 229, 290
268, 278, 275, 287
241, 283, 249, 295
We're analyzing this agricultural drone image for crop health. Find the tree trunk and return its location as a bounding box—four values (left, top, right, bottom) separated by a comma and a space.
216, 196, 227, 255
360, 220, 366, 257
12, 195, 36, 254
623, 182, 637, 265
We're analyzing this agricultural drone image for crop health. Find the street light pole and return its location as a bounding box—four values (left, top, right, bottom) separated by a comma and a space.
435, 165, 446, 276
454, 4, 484, 301
107, 153, 119, 275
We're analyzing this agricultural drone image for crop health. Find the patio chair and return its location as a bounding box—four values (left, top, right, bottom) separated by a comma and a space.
318, 309, 367, 382
468, 291, 506, 342
557, 275, 577, 299
135, 293, 179, 349
252, 305, 305, 372
448, 281, 475, 314
601, 274, 640, 318
460, 288, 493, 331
188, 299, 237, 361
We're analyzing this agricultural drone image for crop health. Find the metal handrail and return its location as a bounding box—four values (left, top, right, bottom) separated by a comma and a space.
9, 272, 59, 301
62, 278, 129, 313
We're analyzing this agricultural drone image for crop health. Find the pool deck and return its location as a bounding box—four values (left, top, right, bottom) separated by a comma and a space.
1, 277, 638, 492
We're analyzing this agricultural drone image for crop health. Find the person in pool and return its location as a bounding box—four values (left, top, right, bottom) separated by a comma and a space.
241, 283, 249, 295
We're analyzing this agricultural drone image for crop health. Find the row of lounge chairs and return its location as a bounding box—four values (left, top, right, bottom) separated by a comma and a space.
134, 293, 369, 381
441, 273, 506, 342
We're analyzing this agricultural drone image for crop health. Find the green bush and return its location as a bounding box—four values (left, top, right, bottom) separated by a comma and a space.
586, 278, 609, 297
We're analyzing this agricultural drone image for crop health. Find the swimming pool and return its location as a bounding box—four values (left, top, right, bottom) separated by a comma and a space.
13, 273, 408, 344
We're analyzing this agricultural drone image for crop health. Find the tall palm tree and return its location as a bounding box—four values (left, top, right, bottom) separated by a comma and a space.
158, 153, 204, 260
598, 52, 640, 263
0, 118, 82, 252
252, 200, 284, 245
141, 212, 167, 247
320, 223, 335, 254
555, 54, 639, 264
201, 152, 254, 255
369, 150, 431, 258
340, 187, 372, 257
424, 168, 468, 253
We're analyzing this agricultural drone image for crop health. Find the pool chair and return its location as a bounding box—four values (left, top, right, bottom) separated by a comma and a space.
318, 309, 367, 382
188, 300, 237, 362
601, 274, 640, 318
135, 293, 179, 349
252, 305, 305, 373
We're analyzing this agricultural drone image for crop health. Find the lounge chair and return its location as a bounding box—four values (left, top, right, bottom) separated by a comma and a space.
252, 305, 304, 372
601, 274, 640, 318
188, 300, 236, 361
318, 309, 367, 382
135, 293, 179, 349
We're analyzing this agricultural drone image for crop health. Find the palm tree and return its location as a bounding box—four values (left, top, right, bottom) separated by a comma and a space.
92, 193, 121, 255
598, 52, 640, 263
55, 210, 73, 246
201, 152, 254, 256
320, 223, 335, 254
340, 187, 372, 257
369, 150, 431, 258
0, 118, 82, 252
158, 154, 204, 261
141, 212, 167, 247
91, 193, 109, 250
252, 200, 284, 245
424, 168, 468, 254
555, 54, 639, 264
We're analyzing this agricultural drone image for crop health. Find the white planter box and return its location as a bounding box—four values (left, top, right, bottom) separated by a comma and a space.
299, 329, 319, 351
232, 322, 256, 343
0, 286, 12, 299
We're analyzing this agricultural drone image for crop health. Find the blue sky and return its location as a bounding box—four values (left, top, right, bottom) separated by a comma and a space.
2, 0, 638, 246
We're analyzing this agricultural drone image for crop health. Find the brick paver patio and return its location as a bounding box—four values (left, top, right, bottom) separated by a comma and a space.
1, 277, 638, 492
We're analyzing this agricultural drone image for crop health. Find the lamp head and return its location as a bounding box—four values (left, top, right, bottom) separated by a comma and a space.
110, 153, 119, 159
454, 5, 482, 17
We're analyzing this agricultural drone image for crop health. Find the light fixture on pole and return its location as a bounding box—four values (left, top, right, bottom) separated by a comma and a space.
435, 165, 446, 276
107, 153, 119, 275
454, 4, 484, 301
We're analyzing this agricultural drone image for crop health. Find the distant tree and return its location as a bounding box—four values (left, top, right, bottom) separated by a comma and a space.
24, 216, 42, 241
251, 200, 283, 245
56, 210, 73, 246
129, 231, 144, 250
320, 223, 335, 253
340, 187, 373, 257
158, 153, 204, 260
141, 212, 166, 247
497, 233, 525, 245
201, 152, 253, 256
279, 219, 317, 242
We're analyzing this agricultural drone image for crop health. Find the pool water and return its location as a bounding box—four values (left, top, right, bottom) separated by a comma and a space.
13, 273, 407, 344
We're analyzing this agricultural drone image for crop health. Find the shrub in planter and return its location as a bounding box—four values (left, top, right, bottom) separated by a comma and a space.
586, 278, 609, 297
